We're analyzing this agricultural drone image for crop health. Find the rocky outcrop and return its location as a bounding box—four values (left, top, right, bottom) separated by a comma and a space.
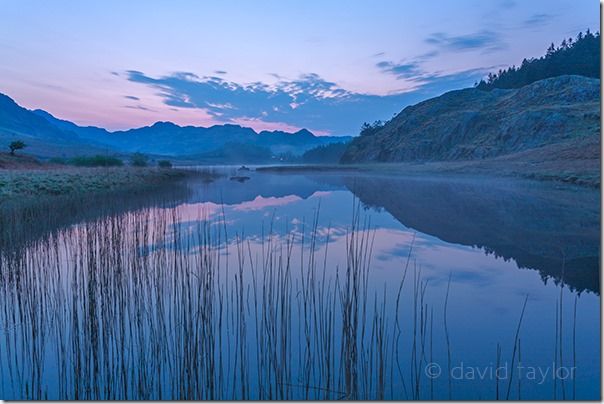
341, 75, 600, 163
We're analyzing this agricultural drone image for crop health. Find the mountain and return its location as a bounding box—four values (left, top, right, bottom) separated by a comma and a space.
30, 105, 350, 158
108, 124, 350, 156
341, 75, 600, 163
0, 92, 350, 160
301, 142, 349, 163
0, 94, 112, 157
186, 142, 274, 164
109, 122, 257, 155
32, 109, 110, 140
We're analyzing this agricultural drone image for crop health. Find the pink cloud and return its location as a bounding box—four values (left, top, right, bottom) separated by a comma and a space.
5, 74, 335, 134
234, 195, 303, 211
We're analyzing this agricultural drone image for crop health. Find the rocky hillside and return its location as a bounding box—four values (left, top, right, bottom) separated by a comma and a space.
341, 75, 600, 163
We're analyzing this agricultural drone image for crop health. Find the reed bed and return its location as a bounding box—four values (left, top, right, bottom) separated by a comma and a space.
0, 200, 580, 400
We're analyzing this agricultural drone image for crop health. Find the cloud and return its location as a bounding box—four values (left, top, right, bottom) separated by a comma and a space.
124, 95, 140, 101
214, 70, 227, 75
376, 49, 441, 81
125, 68, 489, 135
425, 30, 504, 52
376, 61, 423, 79
234, 195, 303, 211
124, 104, 155, 112
498, 0, 516, 9
377, 48, 490, 87
417, 67, 493, 89
523, 13, 554, 27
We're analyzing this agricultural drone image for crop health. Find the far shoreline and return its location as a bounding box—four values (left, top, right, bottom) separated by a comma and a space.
255, 158, 600, 188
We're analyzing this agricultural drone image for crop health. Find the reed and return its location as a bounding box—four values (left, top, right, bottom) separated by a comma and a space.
0, 195, 583, 400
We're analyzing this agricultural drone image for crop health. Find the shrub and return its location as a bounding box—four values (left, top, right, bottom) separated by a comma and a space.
9, 140, 26, 156
158, 160, 172, 168
359, 120, 386, 137
48, 157, 67, 165
130, 153, 148, 167
69, 155, 123, 167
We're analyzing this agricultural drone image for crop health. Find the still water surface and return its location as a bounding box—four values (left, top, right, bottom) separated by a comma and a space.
0, 168, 599, 400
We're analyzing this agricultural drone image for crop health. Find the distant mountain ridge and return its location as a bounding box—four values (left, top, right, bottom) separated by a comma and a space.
0, 92, 350, 158
341, 75, 600, 163
32, 107, 350, 157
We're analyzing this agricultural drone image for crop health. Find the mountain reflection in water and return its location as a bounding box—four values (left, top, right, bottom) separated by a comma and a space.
187, 169, 600, 294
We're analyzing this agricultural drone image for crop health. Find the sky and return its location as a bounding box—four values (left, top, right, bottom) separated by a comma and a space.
0, 0, 598, 135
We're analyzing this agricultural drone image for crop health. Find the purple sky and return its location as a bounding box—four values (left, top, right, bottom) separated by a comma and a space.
0, 0, 598, 135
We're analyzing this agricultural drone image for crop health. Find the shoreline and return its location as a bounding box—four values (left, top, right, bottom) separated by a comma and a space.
256, 158, 600, 188
0, 166, 219, 249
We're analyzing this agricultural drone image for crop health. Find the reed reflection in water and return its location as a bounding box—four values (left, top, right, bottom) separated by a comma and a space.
0, 198, 591, 400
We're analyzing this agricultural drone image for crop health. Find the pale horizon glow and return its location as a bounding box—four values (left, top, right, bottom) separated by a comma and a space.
0, 0, 598, 135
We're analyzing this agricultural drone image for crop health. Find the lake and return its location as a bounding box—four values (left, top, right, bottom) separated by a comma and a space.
0, 167, 599, 400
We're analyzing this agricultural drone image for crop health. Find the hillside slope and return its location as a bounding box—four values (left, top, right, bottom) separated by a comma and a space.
0, 94, 111, 157
341, 75, 600, 163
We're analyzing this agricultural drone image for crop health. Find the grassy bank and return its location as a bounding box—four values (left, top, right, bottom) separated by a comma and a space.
0, 166, 223, 251
0, 167, 193, 202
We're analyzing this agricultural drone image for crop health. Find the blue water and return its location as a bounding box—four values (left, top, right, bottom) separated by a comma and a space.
0, 168, 599, 400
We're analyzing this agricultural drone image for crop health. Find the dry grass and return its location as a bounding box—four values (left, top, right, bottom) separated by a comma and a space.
0, 167, 192, 201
